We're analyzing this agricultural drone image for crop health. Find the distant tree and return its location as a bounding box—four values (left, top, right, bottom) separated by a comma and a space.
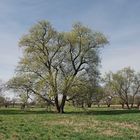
135, 95, 140, 108
0, 80, 5, 107
104, 67, 140, 109
85, 62, 101, 108
102, 83, 116, 107
11, 97, 18, 108
7, 76, 33, 109
7, 75, 55, 108
4, 97, 11, 108
92, 86, 104, 107
130, 73, 140, 108
0, 96, 5, 107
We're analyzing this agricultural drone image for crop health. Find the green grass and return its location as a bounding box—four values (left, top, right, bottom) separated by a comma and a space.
0, 107, 139, 140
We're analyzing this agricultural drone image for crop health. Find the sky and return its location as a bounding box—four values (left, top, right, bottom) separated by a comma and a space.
0, 0, 140, 81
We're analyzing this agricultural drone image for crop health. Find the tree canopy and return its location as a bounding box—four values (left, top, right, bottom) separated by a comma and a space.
8, 20, 108, 113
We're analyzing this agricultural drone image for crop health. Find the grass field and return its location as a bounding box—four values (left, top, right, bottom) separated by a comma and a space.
0, 107, 139, 140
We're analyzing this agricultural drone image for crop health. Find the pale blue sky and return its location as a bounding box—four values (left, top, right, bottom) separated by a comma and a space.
0, 0, 140, 81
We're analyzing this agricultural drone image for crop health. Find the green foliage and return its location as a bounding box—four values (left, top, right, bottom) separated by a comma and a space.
8, 20, 108, 113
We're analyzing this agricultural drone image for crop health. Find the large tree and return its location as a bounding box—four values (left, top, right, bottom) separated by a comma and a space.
9, 21, 108, 113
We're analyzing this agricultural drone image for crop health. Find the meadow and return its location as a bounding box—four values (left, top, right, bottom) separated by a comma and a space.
0, 107, 139, 140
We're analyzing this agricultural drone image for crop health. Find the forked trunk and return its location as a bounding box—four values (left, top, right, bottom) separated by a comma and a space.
55, 94, 67, 113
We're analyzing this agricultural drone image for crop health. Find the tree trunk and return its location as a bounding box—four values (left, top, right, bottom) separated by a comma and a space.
54, 94, 67, 113
126, 102, 130, 109
81, 101, 84, 108
131, 103, 134, 108
72, 100, 75, 107
21, 103, 26, 110
59, 95, 67, 113
54, 95, 60, 113
107, 104, 111, 107
121, 103, 124, 109
5, 104, 8, 108
87, 102, 92, 108
59, 106, 64, 113
131, 96, 135, 108
137, 103, 140, 109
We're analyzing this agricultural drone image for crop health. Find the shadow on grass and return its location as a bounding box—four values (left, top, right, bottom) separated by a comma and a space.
0, 109, 56, 115
0, 108, 139, 116
65, 109, 140, 116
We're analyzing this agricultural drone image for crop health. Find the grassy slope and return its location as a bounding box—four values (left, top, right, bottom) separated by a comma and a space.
0, 107, 139, 140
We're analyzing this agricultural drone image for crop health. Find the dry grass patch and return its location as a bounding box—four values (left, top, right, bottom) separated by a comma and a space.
43, 118, 100, 132
101, 129, 118, 136
0, 133, 5, 139
107, 121, 140, 131
118, 123, 139, 131
44, 118, 99, 126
